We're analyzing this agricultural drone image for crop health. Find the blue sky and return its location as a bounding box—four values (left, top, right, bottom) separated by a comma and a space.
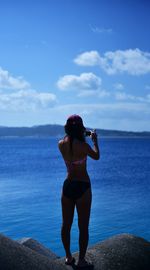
0, 0, 150, 131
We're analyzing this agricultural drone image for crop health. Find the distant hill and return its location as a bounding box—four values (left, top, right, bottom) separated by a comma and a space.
0, 125, 150, 137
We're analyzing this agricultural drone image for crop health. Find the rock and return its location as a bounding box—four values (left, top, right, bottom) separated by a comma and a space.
59, 233, 150, 270
89, 233, 150, 270
0, 234, 66, 270
0, 233, 150, 270
17, 237, 59, 260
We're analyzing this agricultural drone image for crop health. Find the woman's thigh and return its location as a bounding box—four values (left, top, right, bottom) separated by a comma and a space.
75, 188, 92, 227
61, 193, 75, 226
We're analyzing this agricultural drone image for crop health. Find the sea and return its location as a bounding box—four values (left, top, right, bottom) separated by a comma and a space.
0, 137, 150, 256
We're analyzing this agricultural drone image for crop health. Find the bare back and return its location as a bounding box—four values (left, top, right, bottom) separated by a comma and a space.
58, 135, 100, 182
58, 136, 89, 181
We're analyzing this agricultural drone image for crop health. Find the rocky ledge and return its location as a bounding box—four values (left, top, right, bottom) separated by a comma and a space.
0, 233, 150, 270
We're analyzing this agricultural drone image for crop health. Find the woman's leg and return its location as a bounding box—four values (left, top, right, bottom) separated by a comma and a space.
61, 193, 75, 261
76, 188, 92, 262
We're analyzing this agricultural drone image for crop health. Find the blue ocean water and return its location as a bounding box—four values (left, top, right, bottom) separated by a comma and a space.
0, 137, 150, 256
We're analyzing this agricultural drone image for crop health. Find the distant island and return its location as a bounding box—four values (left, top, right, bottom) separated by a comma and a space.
0, 124, 150, 138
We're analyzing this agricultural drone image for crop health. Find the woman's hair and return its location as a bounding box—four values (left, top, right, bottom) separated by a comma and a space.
64, 114, 86, 154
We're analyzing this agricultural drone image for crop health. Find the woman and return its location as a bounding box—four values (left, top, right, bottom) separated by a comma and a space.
58, 115, 100, 267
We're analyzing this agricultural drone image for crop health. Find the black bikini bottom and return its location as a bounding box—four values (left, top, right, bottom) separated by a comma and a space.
63, 179, 91, 200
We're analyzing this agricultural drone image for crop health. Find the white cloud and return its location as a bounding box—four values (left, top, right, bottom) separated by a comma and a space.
77, 89, 110, 98
114, 83, 124, 90
74, 49, 150, 75
49, 101, 150, 131
74, 51, 101, 66
90, 24, 113, 34
50, 102, 150, 127
46, 101, 150, 131
114, 91, 150, 103
115, 92, 136, 101
0, 67, 57, 111
57, 72, 102, 91
36, 100, 150, 131
57, 72, 110, 98
77, 90, 97, 97
0, 67, 30, 89
1, 99, 149, 131
52, 102, 148, 114
0, 89, 56, 111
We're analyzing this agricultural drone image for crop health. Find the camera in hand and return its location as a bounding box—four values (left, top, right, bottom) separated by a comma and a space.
85, 130, 91, 136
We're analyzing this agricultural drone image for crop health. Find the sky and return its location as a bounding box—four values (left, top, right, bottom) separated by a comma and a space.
0, 0, 150, 131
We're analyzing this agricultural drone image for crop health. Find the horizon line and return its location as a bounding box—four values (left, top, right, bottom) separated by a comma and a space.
0, 124, 150, 134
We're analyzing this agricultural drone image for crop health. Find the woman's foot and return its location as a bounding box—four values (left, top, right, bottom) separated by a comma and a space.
77, 258, 93, 268
65, 256, 75, 265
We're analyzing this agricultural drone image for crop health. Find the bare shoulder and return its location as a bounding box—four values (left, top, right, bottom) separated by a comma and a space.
58, 139, 64, 145
58, 139, 65, 150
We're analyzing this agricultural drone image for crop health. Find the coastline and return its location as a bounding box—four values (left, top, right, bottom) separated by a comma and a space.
0, 124, 150, 138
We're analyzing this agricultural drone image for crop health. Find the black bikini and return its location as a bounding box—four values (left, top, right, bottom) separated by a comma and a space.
63, 179, 91, 200
63, 157, 91, 200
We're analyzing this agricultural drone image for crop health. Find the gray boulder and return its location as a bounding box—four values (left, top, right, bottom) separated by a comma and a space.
17, 237, 59, 260
0, 233, 150, 270
89, 233, 150, 270
59, 233, 150, 270
0, 234, 66, 270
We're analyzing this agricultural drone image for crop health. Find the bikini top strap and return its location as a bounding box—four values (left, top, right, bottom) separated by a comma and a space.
65, 156, 87, 165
